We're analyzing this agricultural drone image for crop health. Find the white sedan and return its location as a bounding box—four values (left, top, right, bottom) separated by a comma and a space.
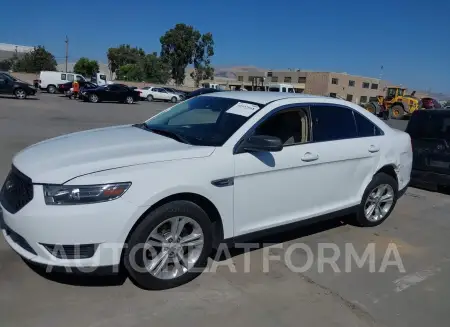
0, 92, 412, 290
137, 86, 182, 103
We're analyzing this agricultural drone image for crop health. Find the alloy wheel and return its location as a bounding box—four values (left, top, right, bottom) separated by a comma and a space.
143, 216, 204, 280
15, 89, 26, 99
364, 184, 394, 222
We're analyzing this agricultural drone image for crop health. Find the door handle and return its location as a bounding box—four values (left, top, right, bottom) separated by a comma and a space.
368, 145, 380, 153
301, 152, 319, 162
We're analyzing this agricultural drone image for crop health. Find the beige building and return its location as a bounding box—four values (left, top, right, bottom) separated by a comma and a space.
227, 70, 387, 104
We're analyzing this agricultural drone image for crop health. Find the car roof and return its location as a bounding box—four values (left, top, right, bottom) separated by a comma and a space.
201, 91, 332, 105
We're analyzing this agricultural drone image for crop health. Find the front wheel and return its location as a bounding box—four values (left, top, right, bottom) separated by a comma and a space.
125, 96, 134, 104
171, 96, 178, 103
124, 200, 213, 290
355, 172, 398, 227
14, 88, 27, 99
147, 95, 153, 102
89, 94, 99, 103
389, 105, 405, 120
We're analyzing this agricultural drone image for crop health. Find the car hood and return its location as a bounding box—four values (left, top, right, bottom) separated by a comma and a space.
13, 125, 215, 184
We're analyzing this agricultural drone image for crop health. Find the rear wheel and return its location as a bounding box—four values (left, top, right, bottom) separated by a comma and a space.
124, 200, 212, 290
355, 172, 398, 227
14, 88, 27, 99
389, 105, 405, 120
47, 85, 56, 94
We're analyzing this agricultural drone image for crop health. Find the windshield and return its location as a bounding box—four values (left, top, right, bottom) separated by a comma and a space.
144, 96, 262, 146
407, 112, 450, 140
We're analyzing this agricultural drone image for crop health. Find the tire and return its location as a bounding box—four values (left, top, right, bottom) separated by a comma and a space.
147, 95, 153, 102
14, 88, 27, 99
355, 172, 398, 227
47, 85, 56, 94
365, 102, 378, 115
171, 96, 178, 103
125, 96, 134, 104
124, 200, 213, 290
389, 105, 404, 120
89, 94, 99, 103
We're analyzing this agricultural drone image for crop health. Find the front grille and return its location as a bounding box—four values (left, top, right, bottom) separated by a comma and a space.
42, 244, 98, 259
4, 224, 37, 255
0, 166, 34, 214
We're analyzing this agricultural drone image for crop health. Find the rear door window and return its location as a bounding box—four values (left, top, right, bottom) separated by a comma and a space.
354, 111, 383, 137
311, 105, 358, 142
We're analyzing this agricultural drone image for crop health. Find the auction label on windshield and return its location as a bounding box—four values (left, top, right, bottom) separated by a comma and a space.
226, 102, 260, 117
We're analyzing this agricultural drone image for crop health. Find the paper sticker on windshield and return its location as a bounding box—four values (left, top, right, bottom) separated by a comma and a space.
226, 102, 260, 117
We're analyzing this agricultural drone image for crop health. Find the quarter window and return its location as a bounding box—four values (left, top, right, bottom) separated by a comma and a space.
311, 105, 357, 142
254, 108, 311, 145
354, 111, 383, 137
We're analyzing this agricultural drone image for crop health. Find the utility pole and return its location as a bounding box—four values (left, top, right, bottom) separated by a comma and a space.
65, 36, 69, 72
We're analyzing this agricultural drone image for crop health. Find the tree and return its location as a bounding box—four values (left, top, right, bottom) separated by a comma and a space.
143, 52, 170, 84
116, 63, 144, 81
0, 58, 15, 71
160, 23, 215, 86
14, 46, 57, 73
107, 44, 145, 77
73, 57, 99, 77
190, 33, 215, 87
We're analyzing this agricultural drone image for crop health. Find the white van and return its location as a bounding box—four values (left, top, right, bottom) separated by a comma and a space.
201, 82, 226, 90
266, 83, 295, 93
39, 71, 86, 93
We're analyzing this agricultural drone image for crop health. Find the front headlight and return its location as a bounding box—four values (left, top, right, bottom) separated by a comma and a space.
43, 183, 131, 205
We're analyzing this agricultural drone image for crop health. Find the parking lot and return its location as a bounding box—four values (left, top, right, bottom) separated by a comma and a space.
1, 93, 449, 327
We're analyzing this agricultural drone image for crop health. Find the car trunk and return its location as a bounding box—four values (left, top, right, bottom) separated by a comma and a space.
407, 111, 450, 175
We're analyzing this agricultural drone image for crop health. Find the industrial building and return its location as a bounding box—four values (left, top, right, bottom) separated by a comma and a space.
0, 43, 34, 60
221, 70, 388, 105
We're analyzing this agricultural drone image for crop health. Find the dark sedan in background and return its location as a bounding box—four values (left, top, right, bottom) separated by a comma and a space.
80, 84, 141, 104
57, 81, 97, 95
184, 87, 222, 100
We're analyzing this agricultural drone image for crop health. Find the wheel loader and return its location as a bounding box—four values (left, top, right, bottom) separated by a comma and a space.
365, 87, 420, 120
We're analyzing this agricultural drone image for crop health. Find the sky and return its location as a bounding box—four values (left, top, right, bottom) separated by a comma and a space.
0, 0, 449, 93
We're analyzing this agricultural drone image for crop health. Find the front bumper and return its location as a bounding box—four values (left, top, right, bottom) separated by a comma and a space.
0, 184, 147, 269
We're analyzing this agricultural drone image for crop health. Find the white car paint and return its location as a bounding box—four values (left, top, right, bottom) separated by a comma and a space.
136, 86, 181, 102
1, 92, 412, 270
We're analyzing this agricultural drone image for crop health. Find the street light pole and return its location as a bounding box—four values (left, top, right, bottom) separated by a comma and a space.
65, 36, 69, 72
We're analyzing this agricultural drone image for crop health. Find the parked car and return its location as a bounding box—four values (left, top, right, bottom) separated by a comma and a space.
184, 87, 222, 100
406, 109, 450, 190
421, 97, 442, 109
57, 81, 97, 96
39, 71, 86, 94
163, 87, 187, 98
137, 86, 182, 102
80, 84, 141, 104
1, 92, 412, 289
0, 71, 37, 99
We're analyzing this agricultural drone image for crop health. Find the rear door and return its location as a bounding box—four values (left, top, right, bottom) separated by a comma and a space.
407, 111, 450, 174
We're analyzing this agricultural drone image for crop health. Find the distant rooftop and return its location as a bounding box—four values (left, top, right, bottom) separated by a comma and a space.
0, 43, 34, 53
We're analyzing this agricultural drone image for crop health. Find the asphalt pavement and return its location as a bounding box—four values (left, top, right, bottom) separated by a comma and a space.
0, 93, 447, 327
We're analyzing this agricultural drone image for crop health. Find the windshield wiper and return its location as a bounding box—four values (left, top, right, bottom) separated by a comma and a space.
133, 123, 191, 145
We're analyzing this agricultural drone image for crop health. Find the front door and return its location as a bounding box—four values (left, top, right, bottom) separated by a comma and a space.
233, 107, 328, 236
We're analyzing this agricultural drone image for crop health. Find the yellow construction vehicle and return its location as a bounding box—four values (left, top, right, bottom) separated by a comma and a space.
365, 87, 420, 120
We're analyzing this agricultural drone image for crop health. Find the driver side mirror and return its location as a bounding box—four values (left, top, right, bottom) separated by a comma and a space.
240, 135, 283, 153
